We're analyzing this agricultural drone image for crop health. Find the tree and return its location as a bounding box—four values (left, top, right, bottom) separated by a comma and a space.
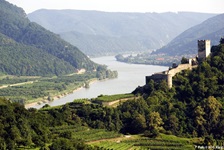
194, 106, 206, 137
59, 131, 72, 139
49, 138, 74, 150
166, 114, 179, 135
9, 125, 22, 145
204, 136, 214, 146
0, 138, 6, 150
148, 111, 164, 132
194, 106, 206, 127
130, 113, 147, 133
181, 57, 189, 64
203, 96, 222, 133
115, 54, 125, 61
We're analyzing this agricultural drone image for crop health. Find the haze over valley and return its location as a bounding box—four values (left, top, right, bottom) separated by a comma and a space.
1, 0, 224, 149
154, 13, 224, 56
28, 10, 215, 57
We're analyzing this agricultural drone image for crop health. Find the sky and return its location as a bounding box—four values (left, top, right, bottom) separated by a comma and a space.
5, 0, 224, 14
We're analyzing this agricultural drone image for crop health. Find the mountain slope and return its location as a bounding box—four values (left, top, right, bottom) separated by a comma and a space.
28, 10, 215, 56
0, 33, 75, 76
0, 0, 97, 76
153, 13, 224, 56
59, 31, 150, 56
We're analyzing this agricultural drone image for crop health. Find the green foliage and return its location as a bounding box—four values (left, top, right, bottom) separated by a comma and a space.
115, 53, 184, 66
73, 99, 90, 104
71, 129, 121, 142
0, 0, 98, 76
144, 129, 160, 138
0, 63, 117, 104
96, 65, 118, 80
49, 138, 95, 150
0, 97, 113, 149
0, 33, 75, 76
93, 134, 197, 150
0, 97, 49, 149
1, 23, 224, 149
148, 111, 164, 132
133, 41, 224, 139
181, 57, 189, 64
0, 73, 95, 103
92, 93, 134, 102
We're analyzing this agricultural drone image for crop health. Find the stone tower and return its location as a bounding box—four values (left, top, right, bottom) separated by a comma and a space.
198, 40, 211, 62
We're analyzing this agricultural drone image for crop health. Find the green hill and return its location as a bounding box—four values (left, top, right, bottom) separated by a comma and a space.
133, 39, 224, 138
0, 33, 75, 76
28, 9, 215, 56
0, 0, 97, 76
153, 13, 224, 56
1, 40, 224, 149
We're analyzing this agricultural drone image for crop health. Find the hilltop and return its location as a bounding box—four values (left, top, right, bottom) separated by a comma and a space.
0, 0, 97, 76
28, 10, 215, 56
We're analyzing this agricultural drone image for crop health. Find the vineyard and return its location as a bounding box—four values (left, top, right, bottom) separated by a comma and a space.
50, 125, 122, 142
91, 134, 198, 150
72, 98, 90, 104
48, 125, 197, 149
0, 73, 96, 104
92, 93, 135, 102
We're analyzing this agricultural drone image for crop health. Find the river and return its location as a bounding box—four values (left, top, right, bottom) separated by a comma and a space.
30, 56, 167, 109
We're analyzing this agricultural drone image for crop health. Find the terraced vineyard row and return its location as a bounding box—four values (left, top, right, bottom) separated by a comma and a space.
72, 129, 122, 142
91, 134, 196, 150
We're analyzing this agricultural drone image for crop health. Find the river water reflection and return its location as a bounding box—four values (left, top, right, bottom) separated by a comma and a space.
31, 56, 167, 109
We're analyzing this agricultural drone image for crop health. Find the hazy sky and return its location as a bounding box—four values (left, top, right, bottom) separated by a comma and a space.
5, 0, 224, 14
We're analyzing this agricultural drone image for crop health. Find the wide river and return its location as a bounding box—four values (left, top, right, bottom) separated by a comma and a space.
31, 56, 167, 109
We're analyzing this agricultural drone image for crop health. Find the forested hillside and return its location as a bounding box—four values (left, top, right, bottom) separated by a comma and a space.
133, 39, 224, 138
0, 33, 75, 76
154, 13, 224, 56
1, 40, 224, 149
28, 10, 215, 56
0, 0, 97, 76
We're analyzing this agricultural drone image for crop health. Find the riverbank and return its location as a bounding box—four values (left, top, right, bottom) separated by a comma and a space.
25, 78, 98, 109
24, 56, 168, 109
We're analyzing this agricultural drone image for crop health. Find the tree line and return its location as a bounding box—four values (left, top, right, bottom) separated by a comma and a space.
1, 41, 224, 149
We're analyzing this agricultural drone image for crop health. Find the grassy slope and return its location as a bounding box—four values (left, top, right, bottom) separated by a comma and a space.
90, 133, 201, 150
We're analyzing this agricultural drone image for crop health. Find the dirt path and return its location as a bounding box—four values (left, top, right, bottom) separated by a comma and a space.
86, 135, 134, 144
102, 96, 141, 107
0, 81, 36, 89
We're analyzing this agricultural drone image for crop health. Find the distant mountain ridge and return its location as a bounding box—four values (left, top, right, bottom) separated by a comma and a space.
0, 0, 97, 76
28, 10, 215, 56
153, 13, 224, 56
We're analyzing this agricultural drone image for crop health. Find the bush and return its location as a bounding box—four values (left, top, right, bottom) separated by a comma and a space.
144, 129, 159, 138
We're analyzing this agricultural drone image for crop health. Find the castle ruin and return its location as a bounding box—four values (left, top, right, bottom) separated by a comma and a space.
146, 40, 211, 88
198, 40, 211, 62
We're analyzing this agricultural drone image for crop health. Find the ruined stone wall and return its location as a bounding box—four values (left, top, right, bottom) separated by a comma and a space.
167, 64, 193, 88
168, 64, 192, 76
145, 72, 168, 84
146, 64, 195, 88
